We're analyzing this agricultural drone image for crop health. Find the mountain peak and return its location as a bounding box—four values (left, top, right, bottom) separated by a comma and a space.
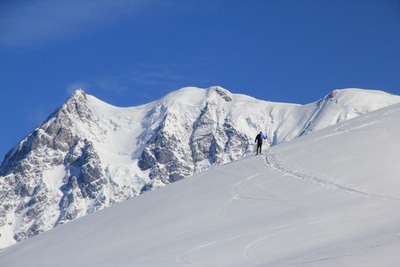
325, 88, 394, 99
72, 88, 86, 95
57, 89, 92, 122
320, 88, 400, 108
69, 89, 87, 102
207, 86, 233, 102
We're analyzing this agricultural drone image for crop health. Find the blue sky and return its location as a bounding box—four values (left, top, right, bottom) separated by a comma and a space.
1, 0, 400, 158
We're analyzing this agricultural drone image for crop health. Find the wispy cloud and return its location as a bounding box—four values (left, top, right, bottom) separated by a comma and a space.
0, 0, 224, 48
0, 0, 156, 47
66, 82, 90, 95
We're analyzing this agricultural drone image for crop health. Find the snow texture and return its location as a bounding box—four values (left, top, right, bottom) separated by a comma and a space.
0, 86, 399, 249
1, 101, 400, 266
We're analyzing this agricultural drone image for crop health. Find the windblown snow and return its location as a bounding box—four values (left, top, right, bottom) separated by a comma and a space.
0, 86, 400, 252
1, 96, 400, 266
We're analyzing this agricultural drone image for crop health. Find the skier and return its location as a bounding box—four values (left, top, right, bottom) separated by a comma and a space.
254, 131, 267, 155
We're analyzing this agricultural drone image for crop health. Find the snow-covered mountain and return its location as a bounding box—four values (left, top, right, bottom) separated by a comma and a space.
1, 97, 400, 266
0, 86, 399, 248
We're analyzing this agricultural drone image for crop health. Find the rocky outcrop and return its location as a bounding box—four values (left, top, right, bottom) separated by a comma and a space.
139, 111, 194, 185
0, 90, 108, 244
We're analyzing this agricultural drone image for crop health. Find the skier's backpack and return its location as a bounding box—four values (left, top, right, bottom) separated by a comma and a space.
257, 133, 263, 143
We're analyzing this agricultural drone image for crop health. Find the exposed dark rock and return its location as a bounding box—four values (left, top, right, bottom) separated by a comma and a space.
138, 148, 157, 170
212, 86, 233, 102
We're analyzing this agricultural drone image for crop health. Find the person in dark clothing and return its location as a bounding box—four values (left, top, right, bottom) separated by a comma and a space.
254, 131, 267, 155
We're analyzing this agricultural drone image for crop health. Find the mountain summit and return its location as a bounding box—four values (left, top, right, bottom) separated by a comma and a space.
0, 86, 399, 248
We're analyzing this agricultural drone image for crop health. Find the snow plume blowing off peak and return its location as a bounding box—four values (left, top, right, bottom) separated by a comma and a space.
71, 88, 85, 97
0, 86, 400, 249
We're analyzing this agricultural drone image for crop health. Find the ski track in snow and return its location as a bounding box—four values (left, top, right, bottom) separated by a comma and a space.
265, 151, 400, 203
243, 218, 333, 265
179, 164, 305, 265
175, 221, 306, 266
313, 121, 379, 142
214, 172, 262, 223
175, 218, 337, 266
174, 232, 246, 265
292, 242, 395, 266
179, 159, 320, 266
214, 165, 311, 224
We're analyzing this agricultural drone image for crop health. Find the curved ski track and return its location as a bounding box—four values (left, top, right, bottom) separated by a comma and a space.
265, 151, 400, 202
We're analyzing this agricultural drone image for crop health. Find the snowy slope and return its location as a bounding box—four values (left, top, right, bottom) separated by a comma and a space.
0, 86, 399, 249
1, 102, 400, 266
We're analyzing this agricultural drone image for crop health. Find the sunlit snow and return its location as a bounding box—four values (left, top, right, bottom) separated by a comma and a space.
1, 100, 399, 266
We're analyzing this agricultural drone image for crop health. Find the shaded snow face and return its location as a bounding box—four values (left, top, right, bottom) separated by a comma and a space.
0, 86, 399, 248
